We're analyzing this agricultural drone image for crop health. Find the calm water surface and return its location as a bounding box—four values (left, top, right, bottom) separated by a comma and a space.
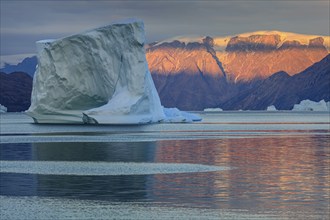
0, 112, 329, 219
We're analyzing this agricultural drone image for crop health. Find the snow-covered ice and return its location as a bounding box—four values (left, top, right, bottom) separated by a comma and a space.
0, 104, 7, 113
26, 19, 199, 124
292, 99, 329, 111
266, 105, 277, 111
203, 108, 223, 112
163, 107, 201, 122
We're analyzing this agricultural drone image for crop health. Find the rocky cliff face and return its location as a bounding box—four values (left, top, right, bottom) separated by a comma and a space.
147, 38, 226, 77
147, 38, 228, 110
225, 34, 281, 51
217, 34, 328, 82
222, 54, 330, 110
146, 31, 329, 110
147, 31, 328, 82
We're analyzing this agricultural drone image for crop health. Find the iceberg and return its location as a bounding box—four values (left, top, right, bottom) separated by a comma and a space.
0, 104, 7, 113
163, 107, 201, 122
266, 105, 277, 111
203, 108, 223, 112
26, 19, 200, 124
292, 99, 329, 111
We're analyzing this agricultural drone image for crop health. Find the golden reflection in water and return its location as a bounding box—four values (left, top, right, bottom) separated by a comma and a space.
153, 139, 232, 208
153, 135, 330, 212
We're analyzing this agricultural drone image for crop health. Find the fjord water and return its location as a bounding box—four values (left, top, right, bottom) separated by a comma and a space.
0, 112, 329, 219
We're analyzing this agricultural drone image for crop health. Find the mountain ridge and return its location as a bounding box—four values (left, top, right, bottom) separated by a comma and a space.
153, 30, 330, 51
148, 31, 328, 83
0, 56, 37, 77
1, 30, 329, 111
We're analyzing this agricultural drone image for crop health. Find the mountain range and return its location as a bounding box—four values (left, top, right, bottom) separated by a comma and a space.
147, 31, 329, 110
1, 30, 329, 111
0, 56, 37, 77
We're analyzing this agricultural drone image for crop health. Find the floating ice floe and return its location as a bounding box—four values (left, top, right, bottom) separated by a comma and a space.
163, 107, 201, 122
26, 19, 200, 124
292, 99, 329, 111
203, 108, 223, 112
0, 104, 7, 113
266, 105, 277, 111
0, 161, 227, 176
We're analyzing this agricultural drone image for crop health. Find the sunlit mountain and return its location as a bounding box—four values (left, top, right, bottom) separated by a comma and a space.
146, 31, 329, 110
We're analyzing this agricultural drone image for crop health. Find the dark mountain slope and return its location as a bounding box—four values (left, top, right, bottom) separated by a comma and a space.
222, 54, 330, 110
0, 72, 33, 112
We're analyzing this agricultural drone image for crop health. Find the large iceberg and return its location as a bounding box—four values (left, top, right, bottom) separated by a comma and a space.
26, 19, 200, 124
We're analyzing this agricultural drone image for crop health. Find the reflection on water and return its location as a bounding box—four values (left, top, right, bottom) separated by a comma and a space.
153, 136, 330, 213
33, 142, 157, 162
1, 134, 329, 217
1, 142, 156, 201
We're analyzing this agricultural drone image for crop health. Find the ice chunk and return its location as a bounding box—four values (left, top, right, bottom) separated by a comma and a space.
204, 108, 223, 112
0, 104, 7, 113
26, 19, 197, 124
163, 107, 202, 122
266, 105, 277, 111
292, 99, 329, 111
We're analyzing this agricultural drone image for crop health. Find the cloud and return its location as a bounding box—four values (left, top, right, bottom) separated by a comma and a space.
1, 0, 329, 56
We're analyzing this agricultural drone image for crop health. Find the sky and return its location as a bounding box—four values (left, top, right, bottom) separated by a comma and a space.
0, 0, 329, 65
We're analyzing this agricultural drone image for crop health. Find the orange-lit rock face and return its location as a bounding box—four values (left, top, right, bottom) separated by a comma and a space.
225, 34, 281, 51
146, 47, 225, 77
145, 32, 329, 110
146, 40, 228, 110
146, 34, 328, 83
218, 35, 328, 82
217, 46, 328, 82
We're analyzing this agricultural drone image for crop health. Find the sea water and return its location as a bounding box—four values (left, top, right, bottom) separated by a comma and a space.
0, 112, 329, 219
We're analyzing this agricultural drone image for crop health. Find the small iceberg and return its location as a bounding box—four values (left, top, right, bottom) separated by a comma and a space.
266, 105, 277, 111
203, 108, 223, 112
163, 107, 201, 122
292, 99, 329, 111
0, 104, 7, 113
